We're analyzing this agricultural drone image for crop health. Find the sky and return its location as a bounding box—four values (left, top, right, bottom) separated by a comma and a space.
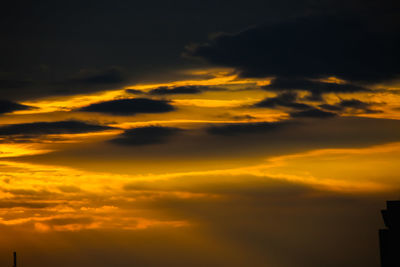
1, 0, 400, 266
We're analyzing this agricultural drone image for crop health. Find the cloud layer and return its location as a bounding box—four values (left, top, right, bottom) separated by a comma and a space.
110, 126, 182, 146
0, 100, 34, 114
79, 98, 175, 116
187, 16, 400, 84
0, 120, 113, 136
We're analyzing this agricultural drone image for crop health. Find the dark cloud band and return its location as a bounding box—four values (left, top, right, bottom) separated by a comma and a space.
207, 121, 291, 136
186, 16, 400, 84
0, 120, 113, 136
254, 92, 312, 110
79, 98, 175, 116
0, 100, 34, 114
149, 85, 206, 95
109, 126, 181, 146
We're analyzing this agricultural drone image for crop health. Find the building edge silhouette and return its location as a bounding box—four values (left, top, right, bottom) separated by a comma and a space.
379, 200, 400, 267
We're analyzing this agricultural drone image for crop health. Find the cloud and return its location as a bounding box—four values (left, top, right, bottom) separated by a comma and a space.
318, 104, 343, 112
252, 92, 341, 118
207, 121, 291, 136
0, 68, 128, 101
254, 92, 312, 110
125, 85, 222, 96
0, 100, 34, 114
339, 99, 371, 109
67, 67, 125, 85
149, 85, 207, 95
0, 201, 57, 209
290, 108, 337, 118
79, 98, 175, 116
265, 77, 370, 92
319, 99, 382, 114
0, 79, 34, 89
57, 185, 82, 193
48, 67, 128, 96
44, 217, 94, 226
263, 77, 371, 100
4, 188, 54, 197
110, 126, 182, 146
125, 89, 145, 95
0, 120, 113, 136
186, 16, 400, 84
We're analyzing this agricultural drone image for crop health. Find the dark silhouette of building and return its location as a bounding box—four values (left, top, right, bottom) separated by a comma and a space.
12, 251, 16, 267
379, 201, 400, 267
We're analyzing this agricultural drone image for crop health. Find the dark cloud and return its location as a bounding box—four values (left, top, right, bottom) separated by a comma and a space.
48, 67, 128, 96
263, 77, 371, 101
339, 99, 372, 109
57, 185, 82, 193
265, 77, 370, 93
0, 120, 113, 136
149, 85, 207, 95
302, 92, 325, 102
0, 100, 34, 114
45, 217, 94, 226
22, 116, 400, 176
318, 104, 343, 112
0, 79, 33, 89
229, 114, 257, 121
254, 92, 312, 110
3, 0, 400, 103
79, 98, 175, 116
126, 85, 223, 96
4, 188, 53, 197
0, 68, 128, 100
319, 99, 382, 114
110, 126, 181, 146
207, 121, 291, 136
67, 67, 125, 85
125, 89, 145, 95
0, 201, 56, 209
290, 108, 337, 118
2, 0, 316, 101
186, 16, 400, 84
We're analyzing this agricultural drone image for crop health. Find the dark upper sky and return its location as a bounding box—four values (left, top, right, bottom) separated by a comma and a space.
2, 0, 399, 100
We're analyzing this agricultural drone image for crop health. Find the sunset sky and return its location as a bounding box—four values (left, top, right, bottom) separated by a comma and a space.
1, 1, 400, 266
